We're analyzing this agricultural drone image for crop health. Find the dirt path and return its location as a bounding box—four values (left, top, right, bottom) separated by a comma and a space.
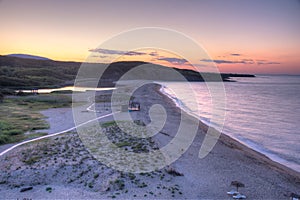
0, 112, 119, 157
0, 91, 118, 157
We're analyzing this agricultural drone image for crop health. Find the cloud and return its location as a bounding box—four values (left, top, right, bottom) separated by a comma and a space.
201, 58, 279, 65
257, 60, 280, 65
201, 59, 229, 64
230, 53, 242, 56
91, 55, 108, 58
200, 59, 252, 64
190, 63, 208, 68
126, 51, 147, 56
149, 51, 159, 57
158, 57, 188, 65
241, 59, 255, 64
89, 48, 146, 56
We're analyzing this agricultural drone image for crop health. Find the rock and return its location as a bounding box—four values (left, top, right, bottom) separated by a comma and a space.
20, 186, 33, 192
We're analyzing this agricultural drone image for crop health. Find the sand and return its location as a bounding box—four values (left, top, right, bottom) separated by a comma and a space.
0, 83, 299, 199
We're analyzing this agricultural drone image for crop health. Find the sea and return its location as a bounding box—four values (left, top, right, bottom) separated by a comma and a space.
160, 75, 300, 173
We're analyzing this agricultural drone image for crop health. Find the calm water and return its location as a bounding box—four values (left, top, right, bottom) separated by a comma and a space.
17, 86, 115, 93
160, 75, 300, 172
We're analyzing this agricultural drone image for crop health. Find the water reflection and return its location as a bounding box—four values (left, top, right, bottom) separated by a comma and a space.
16, 86, 115, 94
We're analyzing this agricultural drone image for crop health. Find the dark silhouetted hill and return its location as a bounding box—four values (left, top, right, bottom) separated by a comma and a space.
6, 54, 52, 61
0, 55, 255, 93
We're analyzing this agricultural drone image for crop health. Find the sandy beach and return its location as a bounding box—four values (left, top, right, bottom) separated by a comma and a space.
0, 83, 299, 199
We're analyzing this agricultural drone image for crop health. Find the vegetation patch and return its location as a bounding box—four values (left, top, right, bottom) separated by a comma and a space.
109, 179, 125, 191
166, 167, 184, 176
101, 121, 118, 128
23, 156, 41, 165
0, 94, 71, 145
46, 187, 52, 193
102, 122, 154, 153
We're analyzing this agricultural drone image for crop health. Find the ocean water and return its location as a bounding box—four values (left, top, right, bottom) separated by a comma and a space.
160, 75, 300, 172
17, 86, 115, 93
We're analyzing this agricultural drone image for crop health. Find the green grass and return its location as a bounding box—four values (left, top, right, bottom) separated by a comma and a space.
115, 141, 131, 148
101, 121, 118, 128
14, 94, 72, 109
1, 129, 23, 136
0, 94, 71, 145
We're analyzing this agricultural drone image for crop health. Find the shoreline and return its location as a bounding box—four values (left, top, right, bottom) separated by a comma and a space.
131, 83, 300, 198
0, 83, 299, 199
152, 83, 300, 197
159, 83, 300, 177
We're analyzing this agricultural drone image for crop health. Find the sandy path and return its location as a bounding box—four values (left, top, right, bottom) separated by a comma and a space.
0, 91, 117, 157
0, 108, 76, 155
0, 112, 118, 157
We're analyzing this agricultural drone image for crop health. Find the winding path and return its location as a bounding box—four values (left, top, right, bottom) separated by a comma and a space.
0, 90, 120, 157
0, 111, 120, 157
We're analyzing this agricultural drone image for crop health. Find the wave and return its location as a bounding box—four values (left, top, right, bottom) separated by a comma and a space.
159, 83, 300, 173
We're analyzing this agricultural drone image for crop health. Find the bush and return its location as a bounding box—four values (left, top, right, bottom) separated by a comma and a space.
0, 88, 15, 95
0, 135, 10, 145
110, 179, 125, 190
3, 129, 23, 136
23, 156, 40, 165
46, 187, 52, 193
0, 121, 11, 131
166, 168, 184, 176
0, 92, 3, 103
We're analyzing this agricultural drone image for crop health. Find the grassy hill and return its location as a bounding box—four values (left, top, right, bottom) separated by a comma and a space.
0, 55, 254, 95
0, 56, 79, 91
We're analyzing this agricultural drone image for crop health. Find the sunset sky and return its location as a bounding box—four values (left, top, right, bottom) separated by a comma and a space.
0, 0, 299, 74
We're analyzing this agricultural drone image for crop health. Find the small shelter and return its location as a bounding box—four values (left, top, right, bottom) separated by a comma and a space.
128, 101, 140, 111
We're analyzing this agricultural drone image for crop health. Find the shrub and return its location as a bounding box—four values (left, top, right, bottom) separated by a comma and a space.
0, 121, 11, 131
23, 156, 40, 165
110, 179, 125, 190
0, 92, 3, 103
0, 135, 10, 145
94, 173, 99, 179
3, 129, 23, 136
46, 187, 52, 193
166, 168, 184, 176
128, 173, 136, 180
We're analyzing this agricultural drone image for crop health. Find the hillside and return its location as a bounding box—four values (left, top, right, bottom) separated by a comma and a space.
6, 54, 52, 61
0, 55, 79, 92
0, 55, 254, 93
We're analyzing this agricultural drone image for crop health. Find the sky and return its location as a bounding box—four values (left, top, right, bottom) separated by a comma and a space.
0, 0, 299, 74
